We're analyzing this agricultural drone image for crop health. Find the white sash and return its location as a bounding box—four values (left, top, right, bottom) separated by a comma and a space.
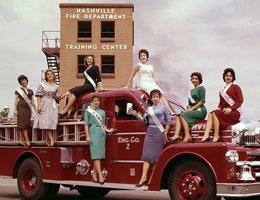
220, 83, 241, 113
16, 88, 34, 113
83, 66, 97, 90
40, 82, 58, 109
147, 107, 165, 133
187, 90, 201, 111
87, 106, 106, 134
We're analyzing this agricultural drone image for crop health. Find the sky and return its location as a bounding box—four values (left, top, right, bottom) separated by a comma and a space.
1, 0, 260, 119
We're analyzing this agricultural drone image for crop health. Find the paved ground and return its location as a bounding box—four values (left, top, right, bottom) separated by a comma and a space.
0, 179, 171, 200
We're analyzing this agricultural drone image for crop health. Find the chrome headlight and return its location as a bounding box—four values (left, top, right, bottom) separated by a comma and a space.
255, 127, 260, 144
225, 150, 239, 162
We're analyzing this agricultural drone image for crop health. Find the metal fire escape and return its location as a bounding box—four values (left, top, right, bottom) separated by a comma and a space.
42, 31, 60, 85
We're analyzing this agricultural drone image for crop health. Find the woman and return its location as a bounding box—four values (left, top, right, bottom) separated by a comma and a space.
84, 95, 114, 184
14, 75, 36, 146
169, 72, 207, 143
60, 55, 103, 116
201, 68, 243, 142
33, 69, 61, 146
126, 49, 175, 115
130, 89, 171, 187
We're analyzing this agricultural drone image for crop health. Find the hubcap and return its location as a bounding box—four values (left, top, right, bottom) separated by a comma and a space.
22, 169, 37, 192
177, 170, 206, 200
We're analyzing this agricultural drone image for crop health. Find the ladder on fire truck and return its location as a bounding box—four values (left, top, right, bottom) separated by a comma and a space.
0, 120, 87, 146
42, 31, 60, 85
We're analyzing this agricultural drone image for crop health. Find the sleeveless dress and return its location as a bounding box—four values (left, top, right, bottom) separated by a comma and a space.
84, 108, 106, 160
138, 62, 163, 94
181, 86, 207, 127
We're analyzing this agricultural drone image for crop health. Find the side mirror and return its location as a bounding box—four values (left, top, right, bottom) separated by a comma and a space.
126, 103, 133, 115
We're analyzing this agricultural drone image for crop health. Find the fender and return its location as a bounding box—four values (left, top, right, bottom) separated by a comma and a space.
13, 149, 44, 178
148, 143, 233, 191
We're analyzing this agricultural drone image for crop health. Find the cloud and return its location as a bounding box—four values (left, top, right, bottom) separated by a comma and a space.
1, 0, 260, 119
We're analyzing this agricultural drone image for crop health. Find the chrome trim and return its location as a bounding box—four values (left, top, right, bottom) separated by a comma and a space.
60, 147, 73, 163
247, 151, 260, 156
236, 161, 260, 167
108, 132, 145, 136
255, 172, 260, 177
0, 175, 12, 179
43, 179, 148, 190
217, 182, 260, 197
110, 160, 144, 164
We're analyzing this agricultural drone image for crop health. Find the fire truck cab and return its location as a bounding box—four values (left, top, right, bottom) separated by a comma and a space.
0, 88, 260, 200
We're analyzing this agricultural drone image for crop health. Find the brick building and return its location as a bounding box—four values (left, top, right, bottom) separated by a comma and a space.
42, 3, 134, 93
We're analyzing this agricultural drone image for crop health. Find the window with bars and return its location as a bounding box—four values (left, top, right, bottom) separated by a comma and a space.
101, 21, 115, 38
77, 55, 86, 74
78, 21, 92, 38
101, 55, 115, 76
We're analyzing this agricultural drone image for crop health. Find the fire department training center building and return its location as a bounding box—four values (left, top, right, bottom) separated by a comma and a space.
42, 3, 134, 93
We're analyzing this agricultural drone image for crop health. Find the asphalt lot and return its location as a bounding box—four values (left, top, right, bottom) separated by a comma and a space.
0, 178, 171, 200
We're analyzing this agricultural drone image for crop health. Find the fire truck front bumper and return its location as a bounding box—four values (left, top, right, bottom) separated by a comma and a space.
217, 182, 260, 197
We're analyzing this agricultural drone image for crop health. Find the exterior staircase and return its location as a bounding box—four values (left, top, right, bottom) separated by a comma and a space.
42, 31, 60, 85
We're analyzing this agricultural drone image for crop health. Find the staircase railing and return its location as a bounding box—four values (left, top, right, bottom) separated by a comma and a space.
42, 31, 60, 48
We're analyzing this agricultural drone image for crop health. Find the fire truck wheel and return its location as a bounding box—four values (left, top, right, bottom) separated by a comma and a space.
168, 159, 216, 200
77, 186, 110, 199
17, 158, 49, 200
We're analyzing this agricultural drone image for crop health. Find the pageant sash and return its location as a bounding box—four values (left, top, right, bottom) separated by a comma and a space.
83, 66, 97, 90
16, 88, 34, 113
87, 107, 106, 134
40, 82, 58, 109
147, 107, 165, 133
187, 90, 201, 111
220, 83, 241, 113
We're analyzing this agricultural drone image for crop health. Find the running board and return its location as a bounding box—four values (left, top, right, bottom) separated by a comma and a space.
43, 179, 148, 191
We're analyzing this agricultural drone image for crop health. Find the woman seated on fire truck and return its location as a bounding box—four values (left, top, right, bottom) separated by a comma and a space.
169, 72, 207, 143
129, 89, 171, 187
201, 68, 244, 142
59, 55, 103, 117
126, 49, 175, 115
84, 95, 114, 184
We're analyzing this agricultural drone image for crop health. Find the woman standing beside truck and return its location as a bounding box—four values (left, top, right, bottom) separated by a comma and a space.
84, 95, 114, 184
130, 89, 171, 187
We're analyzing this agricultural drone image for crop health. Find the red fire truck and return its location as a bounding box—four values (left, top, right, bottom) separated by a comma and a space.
0, 88, 260, 200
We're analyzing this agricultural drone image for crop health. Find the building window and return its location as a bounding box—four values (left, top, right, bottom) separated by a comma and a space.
77, 55, 86, 74
101, 21, 115, 38
78, 21, 91, 38
101, 55, 115, 76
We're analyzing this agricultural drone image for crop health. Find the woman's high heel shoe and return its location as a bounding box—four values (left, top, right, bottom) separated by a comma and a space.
212, 136, 220, 142
169, 136, 182, 143
136, 180, 148, 187
180, 136, 192, 144
201, 135, 210, 143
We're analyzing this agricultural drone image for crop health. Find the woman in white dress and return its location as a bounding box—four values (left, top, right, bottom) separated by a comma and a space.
33, 69, 61, 146
126, 49, 174, 115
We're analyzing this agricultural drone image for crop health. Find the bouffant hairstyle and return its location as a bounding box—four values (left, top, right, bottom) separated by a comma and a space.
44, 69, 56, 82
191, 72, 203, 84
91, 95, 101, 102
84, 55, 95, 66
138, 49, 149, 59
150, 89, 162, 99
223, 68, 236, 82
17, 75, 28, 85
